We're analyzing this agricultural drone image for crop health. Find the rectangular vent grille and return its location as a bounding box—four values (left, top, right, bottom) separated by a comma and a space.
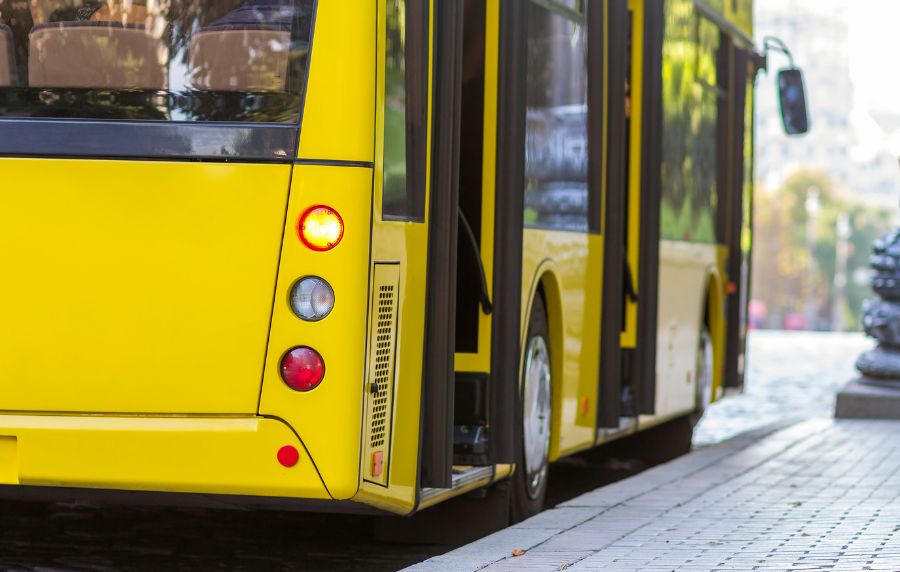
363, 264, 399, 486
370, 284, 394, 449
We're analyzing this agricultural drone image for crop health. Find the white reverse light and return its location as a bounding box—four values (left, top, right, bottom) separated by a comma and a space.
290, 277, 335, 321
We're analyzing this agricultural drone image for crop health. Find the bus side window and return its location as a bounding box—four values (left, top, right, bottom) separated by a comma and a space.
523, 2, 589, 233
383, 0, 428, 222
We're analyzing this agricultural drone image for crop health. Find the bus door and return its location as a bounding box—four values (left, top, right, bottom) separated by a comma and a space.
362, 0, 493, 501
598, 0, 631, 429
621, 0, 664, 417
448, 0, 495, 470
413, 0, 524, 490
722, 46, 757, 392
364, 0, 510, 494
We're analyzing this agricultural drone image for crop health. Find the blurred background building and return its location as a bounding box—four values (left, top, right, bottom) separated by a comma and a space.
751, 0, 900, 331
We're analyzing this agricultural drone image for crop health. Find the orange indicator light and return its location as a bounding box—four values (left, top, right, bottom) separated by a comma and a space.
298, 206, 344, 251
372, 451, 384, 477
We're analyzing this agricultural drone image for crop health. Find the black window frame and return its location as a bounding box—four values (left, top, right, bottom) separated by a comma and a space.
0, 0, 319, 163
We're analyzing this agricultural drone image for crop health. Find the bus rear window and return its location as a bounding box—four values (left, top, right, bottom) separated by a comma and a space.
0, 0, 314, 123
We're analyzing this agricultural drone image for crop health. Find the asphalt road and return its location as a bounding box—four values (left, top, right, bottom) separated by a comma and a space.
0, 331, 869, 571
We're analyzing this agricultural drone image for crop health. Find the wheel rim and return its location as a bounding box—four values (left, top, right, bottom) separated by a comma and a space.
696, 329, 714, 408
522, 335, 551, 500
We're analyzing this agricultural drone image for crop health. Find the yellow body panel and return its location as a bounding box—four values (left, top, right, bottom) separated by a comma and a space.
652, 241, 717, 417
0, 415, 328, 498
297, 1, 375, 162
259, 165, 374, 501
711, 244, 730, 401
0, 159, 289, 414
622, 0, 644, 349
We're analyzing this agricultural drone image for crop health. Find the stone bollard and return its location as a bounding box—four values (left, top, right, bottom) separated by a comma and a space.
835, 230, 900, 419
857, 229, 900, 382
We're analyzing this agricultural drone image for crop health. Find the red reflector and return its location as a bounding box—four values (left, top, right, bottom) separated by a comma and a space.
278, 445, 300, 468
280, 347, 325, 392
372, 451, 384, 477
299, 206, 344, 251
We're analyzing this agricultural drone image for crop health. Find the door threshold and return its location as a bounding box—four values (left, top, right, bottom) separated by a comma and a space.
418, 465, 495, 509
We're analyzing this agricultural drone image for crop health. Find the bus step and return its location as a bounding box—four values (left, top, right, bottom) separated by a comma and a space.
453, 425, 489, 465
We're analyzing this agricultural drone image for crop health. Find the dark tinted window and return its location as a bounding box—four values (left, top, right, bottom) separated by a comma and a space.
0, 0, 314, 123
383, 0, 428, 221
524, 1, 588, 232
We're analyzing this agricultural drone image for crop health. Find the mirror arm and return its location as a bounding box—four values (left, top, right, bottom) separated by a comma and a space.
752, 51, 768, 75
762, 36, 795, 71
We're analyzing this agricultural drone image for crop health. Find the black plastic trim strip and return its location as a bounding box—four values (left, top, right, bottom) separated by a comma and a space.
692, 0, 753, 48
420, 0, 463, 489
295, 159, 375, 168
597, 0, 626, 429
0, 119, 299, 162
487, 0, 527, 465
634, 0, 664, 415
724, 47, 751, 389
714, 32, 731, 245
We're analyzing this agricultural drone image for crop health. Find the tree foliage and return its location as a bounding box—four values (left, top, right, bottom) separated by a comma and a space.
751, 170, 896, 330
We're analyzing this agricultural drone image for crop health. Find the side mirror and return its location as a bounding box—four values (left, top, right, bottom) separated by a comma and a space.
778, 68, 809, 135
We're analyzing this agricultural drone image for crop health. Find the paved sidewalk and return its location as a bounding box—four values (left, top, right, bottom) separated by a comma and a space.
693, 331, 871, 446
407, 418, 900, 571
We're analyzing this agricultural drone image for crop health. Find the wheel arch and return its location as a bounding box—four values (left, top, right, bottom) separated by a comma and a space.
522, 264, 565, 461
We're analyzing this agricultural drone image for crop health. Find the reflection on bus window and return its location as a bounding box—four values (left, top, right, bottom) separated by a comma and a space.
660, 0, 723, 243
0, 0, 313, 123
524, 2, 588, 233
383, 0, 408, 216
382, 0, 427, 221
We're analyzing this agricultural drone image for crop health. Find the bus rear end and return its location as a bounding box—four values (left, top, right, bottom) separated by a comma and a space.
0, 1, 380, 508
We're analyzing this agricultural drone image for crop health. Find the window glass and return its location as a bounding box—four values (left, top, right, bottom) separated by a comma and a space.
524, 2, 588, 232
0, 0, 314, 123
383, 0, 427, 221
659, 1, 723, 243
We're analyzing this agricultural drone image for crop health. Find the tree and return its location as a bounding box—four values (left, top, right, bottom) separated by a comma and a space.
751, 170, 895, 330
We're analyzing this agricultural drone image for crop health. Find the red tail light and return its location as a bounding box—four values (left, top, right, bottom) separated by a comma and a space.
280, 347, 325, 391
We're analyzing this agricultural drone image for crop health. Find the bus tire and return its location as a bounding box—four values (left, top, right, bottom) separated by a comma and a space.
511, 294, 552, 523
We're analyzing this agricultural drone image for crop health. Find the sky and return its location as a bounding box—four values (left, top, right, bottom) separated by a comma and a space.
847, 1, 900, 158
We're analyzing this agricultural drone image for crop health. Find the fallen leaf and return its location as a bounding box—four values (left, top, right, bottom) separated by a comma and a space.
512, 549, 527, 557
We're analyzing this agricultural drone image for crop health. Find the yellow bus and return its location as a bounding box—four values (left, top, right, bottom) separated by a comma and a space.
0, 0, 804, 518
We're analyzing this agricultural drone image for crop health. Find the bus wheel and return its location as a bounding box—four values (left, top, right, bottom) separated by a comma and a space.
511, 295, 552, 522
695, 325, 714, 416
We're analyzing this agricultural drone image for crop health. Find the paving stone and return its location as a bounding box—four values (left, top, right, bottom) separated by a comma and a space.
406, 418, 900, 572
